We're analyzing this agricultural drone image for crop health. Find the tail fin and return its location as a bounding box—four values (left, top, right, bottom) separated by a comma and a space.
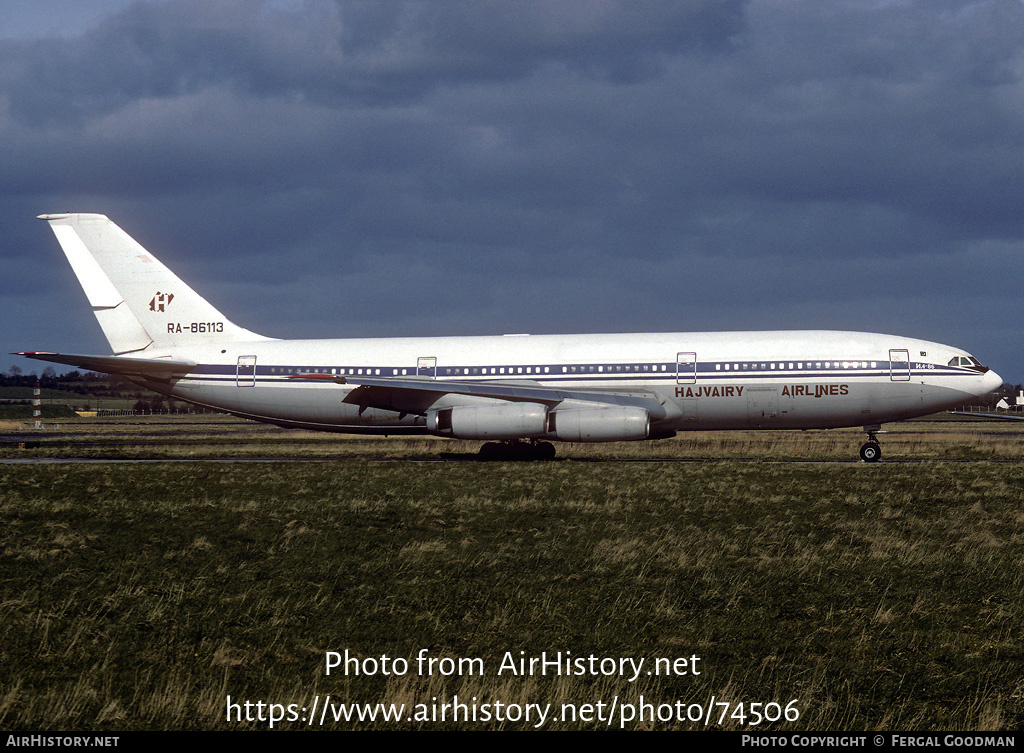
38, 213, 268, 354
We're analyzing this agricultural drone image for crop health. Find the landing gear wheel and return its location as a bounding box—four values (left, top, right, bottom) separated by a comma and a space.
860, 442, 881, 463
533, 441, 556, 461
479, 442, 502, 460
477, 440, 557, 461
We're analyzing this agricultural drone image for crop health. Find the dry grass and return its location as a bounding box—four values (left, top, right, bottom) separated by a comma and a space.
1, 418, 1023, 730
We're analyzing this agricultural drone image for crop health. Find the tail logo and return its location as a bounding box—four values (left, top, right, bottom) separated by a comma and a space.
149, 292, 174, 312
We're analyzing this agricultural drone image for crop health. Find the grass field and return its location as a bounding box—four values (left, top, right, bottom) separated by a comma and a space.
2, 413, 1023, 461
1, 417, 1022, 730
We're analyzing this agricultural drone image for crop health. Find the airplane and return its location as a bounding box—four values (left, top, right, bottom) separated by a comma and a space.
16, 213, 1003, 461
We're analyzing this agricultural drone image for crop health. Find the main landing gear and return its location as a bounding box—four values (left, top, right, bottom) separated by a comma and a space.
859, 425, 885, 463
478, 439, 557, 461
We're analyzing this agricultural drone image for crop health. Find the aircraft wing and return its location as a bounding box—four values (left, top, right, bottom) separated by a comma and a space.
14, 351, 197, 380
947, 410, 1024, 422
291, 373, 672, 419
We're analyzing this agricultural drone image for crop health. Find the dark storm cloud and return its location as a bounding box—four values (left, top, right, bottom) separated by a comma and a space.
1, 0, 744, 127
1, 0, 1022, 379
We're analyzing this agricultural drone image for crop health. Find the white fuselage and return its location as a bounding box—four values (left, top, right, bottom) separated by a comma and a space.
144, 329, 1001, 436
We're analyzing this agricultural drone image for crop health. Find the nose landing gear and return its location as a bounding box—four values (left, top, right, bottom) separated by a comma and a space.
859, 425, 885, 462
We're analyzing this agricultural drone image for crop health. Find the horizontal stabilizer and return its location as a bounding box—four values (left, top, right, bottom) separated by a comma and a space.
15, 351, 197, 380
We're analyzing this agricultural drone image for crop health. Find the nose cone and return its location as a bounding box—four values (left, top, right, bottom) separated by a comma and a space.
982, 368, 1003, 396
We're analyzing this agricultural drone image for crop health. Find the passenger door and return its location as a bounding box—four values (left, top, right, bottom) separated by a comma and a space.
236, 355, 256, 387
889, 349, 910, 381
676, 352, 697, 384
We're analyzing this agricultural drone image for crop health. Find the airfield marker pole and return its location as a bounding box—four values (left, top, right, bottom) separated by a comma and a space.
33, 380, 42, 429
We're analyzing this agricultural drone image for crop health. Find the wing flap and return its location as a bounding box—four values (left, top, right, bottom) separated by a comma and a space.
947, 410, 1024, 422
291, 373, 670, 418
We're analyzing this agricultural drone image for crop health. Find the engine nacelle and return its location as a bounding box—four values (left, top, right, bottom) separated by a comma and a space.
428, 402, 548, 440
548, 406, 650, 442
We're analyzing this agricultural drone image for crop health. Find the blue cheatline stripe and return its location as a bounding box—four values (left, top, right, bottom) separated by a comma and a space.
180, 360, 974, 387
200, 361, 960, 377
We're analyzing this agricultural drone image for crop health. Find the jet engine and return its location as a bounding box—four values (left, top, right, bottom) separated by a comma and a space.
428, 402, 548, 440
547, 406, 650, 442
429, 402, 652, 443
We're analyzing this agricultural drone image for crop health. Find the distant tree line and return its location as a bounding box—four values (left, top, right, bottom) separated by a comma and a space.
2, 365, 113, 391
1, 366, 205, 414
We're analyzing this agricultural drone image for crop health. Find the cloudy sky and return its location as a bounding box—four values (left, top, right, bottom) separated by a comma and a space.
2, 0, 1021, 382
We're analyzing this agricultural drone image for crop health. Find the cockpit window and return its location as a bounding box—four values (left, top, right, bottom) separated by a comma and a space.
948, 356, 989, 372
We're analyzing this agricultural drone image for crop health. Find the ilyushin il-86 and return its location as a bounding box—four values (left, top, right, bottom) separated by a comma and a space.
18, 214, 1001, 461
